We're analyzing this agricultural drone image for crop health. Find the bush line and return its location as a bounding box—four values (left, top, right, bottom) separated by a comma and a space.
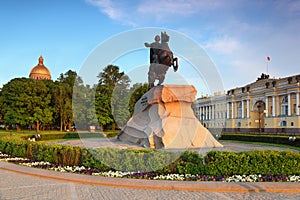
0, 135, 300, 175
220, 133, 300, 147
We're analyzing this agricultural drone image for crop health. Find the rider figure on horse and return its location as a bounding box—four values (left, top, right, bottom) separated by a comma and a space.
144, 35, 161, 64
144, 32, 178, 90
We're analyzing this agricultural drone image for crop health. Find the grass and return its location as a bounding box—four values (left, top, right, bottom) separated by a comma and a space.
220, 139, 300, 151
3, 129, 298, 151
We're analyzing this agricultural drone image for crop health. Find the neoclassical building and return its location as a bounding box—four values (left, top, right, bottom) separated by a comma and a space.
29, 56, 51, 80
193, 73, 300, 135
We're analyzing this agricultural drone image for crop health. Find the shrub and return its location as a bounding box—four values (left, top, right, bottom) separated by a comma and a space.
1, 134, 300, 176
205, 150, 300, 175
220, 134, 300, 147
19, 132, 101, 141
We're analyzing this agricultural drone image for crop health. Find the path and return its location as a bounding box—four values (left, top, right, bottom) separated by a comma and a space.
1, 161, 300, 200
52, 138, 299, 155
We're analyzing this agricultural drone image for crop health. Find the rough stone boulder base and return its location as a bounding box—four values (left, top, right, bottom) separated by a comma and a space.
118, 85, 223, 149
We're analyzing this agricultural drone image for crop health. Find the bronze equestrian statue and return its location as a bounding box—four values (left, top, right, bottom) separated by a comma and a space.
144, 32, 178, 90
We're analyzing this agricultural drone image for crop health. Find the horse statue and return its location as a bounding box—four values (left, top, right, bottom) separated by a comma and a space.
144, 32, 178, 90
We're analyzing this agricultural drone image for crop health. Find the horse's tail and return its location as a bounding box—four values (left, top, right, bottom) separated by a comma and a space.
173, 57, 178, 72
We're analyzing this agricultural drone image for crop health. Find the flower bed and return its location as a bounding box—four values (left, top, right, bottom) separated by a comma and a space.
1, 151, 300, 182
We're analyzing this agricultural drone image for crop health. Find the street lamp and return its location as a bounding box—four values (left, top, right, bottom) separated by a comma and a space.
257, 102, 266, 134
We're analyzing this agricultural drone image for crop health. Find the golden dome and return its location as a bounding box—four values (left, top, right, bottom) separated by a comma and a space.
29, 56, 51, 80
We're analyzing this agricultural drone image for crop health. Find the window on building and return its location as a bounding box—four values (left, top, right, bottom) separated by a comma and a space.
291, 122, 294, 126
284, 105, 288, 115
280, 121, 287, 126
282, 95, 288, 103
281, 95, 288, 115
238, 102, 242, 118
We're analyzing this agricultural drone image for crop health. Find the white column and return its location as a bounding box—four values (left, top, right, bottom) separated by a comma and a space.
246, 100, 250, 118
265, 97, 268, 117
288, 93, 291, 116
241, 100, 244, 118
206, 106, 209, 120
231, 102, 234, 119
297, 92, 299, 116
199, 107, 202, 120
212, 105, 215, 120
227, 102, 230, 119
272, 96, 276, 117
208, 106, 211, 120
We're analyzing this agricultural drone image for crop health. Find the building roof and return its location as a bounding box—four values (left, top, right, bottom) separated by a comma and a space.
29, 56, 51, 80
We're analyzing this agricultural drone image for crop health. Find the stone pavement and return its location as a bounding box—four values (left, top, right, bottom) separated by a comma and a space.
52, 139, 299, 155
1, 161, 300, 200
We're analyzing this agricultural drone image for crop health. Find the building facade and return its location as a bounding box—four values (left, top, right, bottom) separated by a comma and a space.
193, 73, 300, 135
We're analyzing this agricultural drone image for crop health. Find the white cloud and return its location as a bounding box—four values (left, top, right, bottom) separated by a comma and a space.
204, 36, 240, 55
86, 0, 119, 19
137, 0, 211, 16
85, 0, 228, 25
85, 0, 300, 91
275, 0, 300, 15
85, 0, 136, 26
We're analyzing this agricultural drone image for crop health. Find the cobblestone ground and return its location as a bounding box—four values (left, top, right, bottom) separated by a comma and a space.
1, 170, 300, 200
52, 139, 299, 156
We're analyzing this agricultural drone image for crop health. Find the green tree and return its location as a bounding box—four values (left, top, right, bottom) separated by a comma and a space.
55, 70, 79, 131
1, 78, 53, 131
0, 87, 4, 128
95, 65, 130, 130
73, 83, 98, 130
128, 83, 148, 115
111, 75, 131, 128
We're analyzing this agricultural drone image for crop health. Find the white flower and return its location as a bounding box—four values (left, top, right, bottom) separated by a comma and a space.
288, 175, 300, 182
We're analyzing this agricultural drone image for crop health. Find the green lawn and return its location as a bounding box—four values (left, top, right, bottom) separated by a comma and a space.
220, 139, 300, 151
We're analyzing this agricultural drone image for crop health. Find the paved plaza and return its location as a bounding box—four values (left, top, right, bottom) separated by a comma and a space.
1, 161, 300, 200
52, 138, 299, 155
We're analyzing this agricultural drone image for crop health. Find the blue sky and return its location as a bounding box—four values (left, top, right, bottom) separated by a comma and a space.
1, 0, 300, 96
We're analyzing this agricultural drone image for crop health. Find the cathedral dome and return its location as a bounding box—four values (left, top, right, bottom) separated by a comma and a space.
29, 56, 51, 80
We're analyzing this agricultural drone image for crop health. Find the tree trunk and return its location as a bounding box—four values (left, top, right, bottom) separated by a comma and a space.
99, 124, 104, 131
36, 122, 40, 132
60, 118, 63, 132
16, 125, 22, 132
68, 122, 72, 131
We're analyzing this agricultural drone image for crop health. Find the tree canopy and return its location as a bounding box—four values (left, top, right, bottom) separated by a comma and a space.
0, 66, 148, 131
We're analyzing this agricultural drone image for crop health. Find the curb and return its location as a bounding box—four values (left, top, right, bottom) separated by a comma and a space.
1, 161, 300, 193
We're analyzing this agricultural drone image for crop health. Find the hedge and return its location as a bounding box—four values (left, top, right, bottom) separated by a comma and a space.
205, 150, 300, 175
220, 134, 300, 147
1, 135, 300, 175
0, 136, 85, 166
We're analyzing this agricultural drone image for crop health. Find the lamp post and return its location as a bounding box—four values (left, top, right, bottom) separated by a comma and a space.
257, 102, 266, 134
